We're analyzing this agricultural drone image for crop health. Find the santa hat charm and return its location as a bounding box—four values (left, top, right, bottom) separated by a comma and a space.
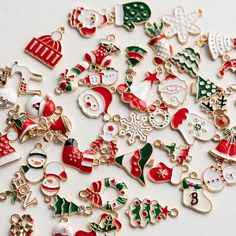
78, 86, 113, 119
69, 7, 108, 38
25, 27, 64, 68
52, 218, 74, 236
171, 108, 216, 145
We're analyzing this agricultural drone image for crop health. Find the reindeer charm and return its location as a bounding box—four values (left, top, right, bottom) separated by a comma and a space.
0, 62, 43, 96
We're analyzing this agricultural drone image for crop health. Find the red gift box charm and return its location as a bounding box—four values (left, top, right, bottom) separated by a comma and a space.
25, 27, 64, 68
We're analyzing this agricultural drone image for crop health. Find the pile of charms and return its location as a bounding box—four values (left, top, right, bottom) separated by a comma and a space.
1, 2, 236, 235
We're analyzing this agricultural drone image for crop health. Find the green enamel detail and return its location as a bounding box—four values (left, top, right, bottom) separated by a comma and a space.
122, 2, 151, 30
104, 178, 110, 187
127, 46, 147, 54
153, 203, 161, 218
132, 202, 141, 220
194, 184, 202, 189
165, 144, 176, 155
72, 67, 82, 75
66, 83, 72, 91
115, 155, 124, 166
21, 165, 29, 173
54, 195, 63, 216
196, 76, 219, 101
62, 198, 70, 213
90, 215, 117, 233
182, 179, 189, 189
116, 182, 126, 191
117, 196, 127, 205
144, 202, 151, 220
106, 202, 112, 211
145, 22, 164, 37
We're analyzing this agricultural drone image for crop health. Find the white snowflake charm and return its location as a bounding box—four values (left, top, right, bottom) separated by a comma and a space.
119, 112, 152, 145
162, 6, 202, 44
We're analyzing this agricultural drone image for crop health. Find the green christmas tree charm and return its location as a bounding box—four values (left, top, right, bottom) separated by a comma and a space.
172, 47, 201, 77
194, 76, 221, 101
115, 2, 151, 31
126, 46, 147, 67
50, 195, 93, 217
127, 198, 178, 228
114, 143, 153, 185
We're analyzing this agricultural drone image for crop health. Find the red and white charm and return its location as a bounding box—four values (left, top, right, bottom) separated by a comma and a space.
171, 108, 216, 145
52, 218, 74, 236
69, 7, 108, 38
218, 55, 236, 78
62, 138, 96, 174
158, 74, 187, 108
25, 28, 64, 68
0, 131, 21, 167
78, 86, 113, 119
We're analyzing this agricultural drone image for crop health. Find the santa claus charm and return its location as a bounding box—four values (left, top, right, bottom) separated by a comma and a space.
52, 218, 74, 236
41, 162, 67, 202
78, 86, 113, 119
62, 138, 96, 174
127, 198, 178, 228
25, 94, 72, 143
21, 143, 47, 183
69, 7, 108, 38
171, 108, 216, 145
10, 214, 35, 236
25, 27, 64, 68
0, 131, 21, 167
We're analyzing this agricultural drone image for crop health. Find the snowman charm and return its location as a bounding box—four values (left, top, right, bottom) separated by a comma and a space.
21, 143, 47, 183
41, 162, 67, 201
52, 218, 74, 236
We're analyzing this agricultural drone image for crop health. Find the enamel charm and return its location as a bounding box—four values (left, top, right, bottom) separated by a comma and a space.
0, 89, 17, 109
51, 218, 74, 236
25, 28, 64, 68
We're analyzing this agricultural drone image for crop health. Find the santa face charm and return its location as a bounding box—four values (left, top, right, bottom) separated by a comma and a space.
181, 173, 212, 214
52, 218, 74, 236
171, 108, 216, 145
21, 143, 47, 183
158, 74, 187, 108
78, 87, 112, 119
69, 7, 108, 38
25, 28, 64, 68
41, 162, 67, 201
0, 131, 21, 167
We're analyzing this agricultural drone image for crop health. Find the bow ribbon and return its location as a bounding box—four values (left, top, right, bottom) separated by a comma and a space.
59, 69, 75, 81
182, 179, 202, 190
84, 181, 103, 207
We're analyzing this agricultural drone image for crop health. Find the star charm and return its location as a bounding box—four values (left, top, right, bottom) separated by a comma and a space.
162, 6, 202, 44
144, 72, 160, 84
161, 206, 170, 218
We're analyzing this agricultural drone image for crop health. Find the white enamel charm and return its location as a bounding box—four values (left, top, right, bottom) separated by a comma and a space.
0, 89, 17, 109
223, 165, 236, 185
100, 121, 119, 142
182, 175, 212, 214
52, 218, 74, 236
158, 74, 187, 108
171, 108, 216, 145
162, 6, 202, 44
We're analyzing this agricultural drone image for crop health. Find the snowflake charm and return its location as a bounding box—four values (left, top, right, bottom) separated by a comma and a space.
119, 111, 153, 145
162, 6, 202, 44
188, 118, 206, 137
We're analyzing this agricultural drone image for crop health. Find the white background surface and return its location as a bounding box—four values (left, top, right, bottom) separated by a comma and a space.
0, 0, 236, 235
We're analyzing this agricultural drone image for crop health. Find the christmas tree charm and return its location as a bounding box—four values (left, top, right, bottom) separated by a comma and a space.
126, 45, 147, 67
69, 7, 108, 38
0, 89, 17, 109
62, 138, 96, 174
218, 55, 236, 78
191, 76, 221, 101
207, 32, 236, 60
78, 86, 113, 119
119, 111, 152, 145
10, 214, 34, 236
145, 21, 173, 65
154, 140, 191, 166
21, 143, 47, 183
172, 47, 201, 78
55, 69, 78, 94
203, 161, 236, 192
158, 73, 187, 108
149, 162, 183, 185
72, 35, 120, 75
148, 102, 171, 129
40, 162, 67, 201
113, 143, 153, 185
25, 94, 72, 143
0, 131, 21, 167
117, 71, 160, 112
52, 218, 74, 236
25, 27, 64, 68
91, 117, 119, 162
79, 177, 128, 211
50, 195, 93, 217
181, 173, 212, 214
115, 2, 151, 31
171, 108, 216, 145
209, 129, 236, 162
5, 105, 40, 143
79, 68, 119, 87
127, 198, 178, 228
0, 171, 37, 209
162, 6, 202, 44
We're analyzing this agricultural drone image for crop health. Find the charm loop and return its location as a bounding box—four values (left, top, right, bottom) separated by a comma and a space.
170, 208, 179, 217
